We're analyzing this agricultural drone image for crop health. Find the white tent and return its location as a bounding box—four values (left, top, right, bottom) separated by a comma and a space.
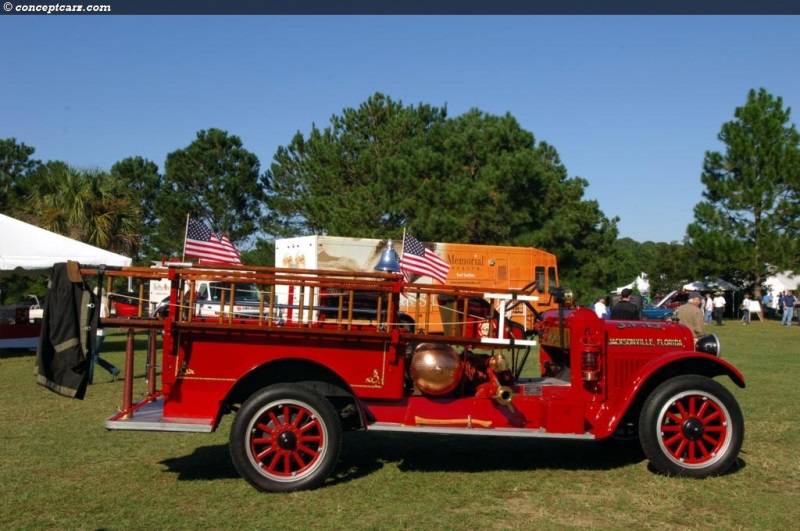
682, 277, 739, 292
616, 273, 650, 295
764, 271, 798, 296
0, 213, 132, 271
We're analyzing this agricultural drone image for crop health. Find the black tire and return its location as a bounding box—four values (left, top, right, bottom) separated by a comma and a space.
608, 418, 640, 445
230, 383, 342, 492
639, 375, 743, 477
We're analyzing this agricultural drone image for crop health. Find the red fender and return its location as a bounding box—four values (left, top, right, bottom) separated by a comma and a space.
593, 351, 745, 439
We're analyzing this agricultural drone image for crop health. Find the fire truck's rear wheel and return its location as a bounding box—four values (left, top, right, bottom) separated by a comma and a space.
230, 383, 342, 492
639, 375, 743, 477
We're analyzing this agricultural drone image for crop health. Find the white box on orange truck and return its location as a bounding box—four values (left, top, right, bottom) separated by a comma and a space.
274, 236, 559, 332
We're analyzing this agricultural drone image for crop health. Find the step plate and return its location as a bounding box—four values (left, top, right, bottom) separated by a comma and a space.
105, 398, 214, 433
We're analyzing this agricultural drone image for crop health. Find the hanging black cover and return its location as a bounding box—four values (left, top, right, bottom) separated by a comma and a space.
35, 262, 98, 399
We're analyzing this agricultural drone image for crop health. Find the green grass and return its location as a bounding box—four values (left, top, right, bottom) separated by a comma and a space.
2, 319, 799, 530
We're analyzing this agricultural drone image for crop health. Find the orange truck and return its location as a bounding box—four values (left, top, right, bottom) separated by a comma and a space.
274, 236, 559, 333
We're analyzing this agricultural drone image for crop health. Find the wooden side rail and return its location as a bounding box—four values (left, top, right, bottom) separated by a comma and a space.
85, 264, 536, 345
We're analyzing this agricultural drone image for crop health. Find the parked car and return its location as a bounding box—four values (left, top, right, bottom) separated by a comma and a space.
654, 290, 691, 310
642, 304, 675, 321
109, 291, 141, 317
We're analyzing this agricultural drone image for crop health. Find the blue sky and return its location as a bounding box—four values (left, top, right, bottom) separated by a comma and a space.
1, 16, 798, 244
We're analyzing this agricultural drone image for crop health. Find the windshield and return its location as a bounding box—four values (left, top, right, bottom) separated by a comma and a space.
207, 282, 261, 303
654, 290, 677, 308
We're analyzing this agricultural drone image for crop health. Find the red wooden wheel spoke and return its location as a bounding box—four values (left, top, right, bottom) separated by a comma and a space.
675, 400, 690, 418
686, 441, 695, 461
663, 432, 684, 446
685, 441, 708, 463
292, 409, 308, 428
265, 451, 282, 472
691, 440, 709, 460
660, 424, 681, 432
291, 451, 309, 468
298, 435, 322, 445
256, 445, 277, 462
665, 411, 684, 424
298, 420, 321, 435
265, 453, 283, 474
671, 439, 688, 458
700, 409, 722, 424
702, 433, 722, 446
256, 422, 277, 436
296, 444, 320, 457
696, 399, 711, 418
695, 440, 711, 458
688, 396, 698, 416
268, 411, 282, 427
252, 436, 274, 446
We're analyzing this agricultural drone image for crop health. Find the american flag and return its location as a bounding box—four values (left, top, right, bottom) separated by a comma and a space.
401, 233, 450, 284
185, 218, 242, 265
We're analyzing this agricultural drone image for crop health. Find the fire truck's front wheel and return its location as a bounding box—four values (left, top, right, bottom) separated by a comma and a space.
230, 383, 342, 492
639, 375, 743, 477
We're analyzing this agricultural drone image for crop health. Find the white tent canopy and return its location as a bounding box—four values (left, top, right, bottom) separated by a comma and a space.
616, 273, 650, 295
683, 277, 739, 292
0, 213, 132, 271
764, 271, 798, 295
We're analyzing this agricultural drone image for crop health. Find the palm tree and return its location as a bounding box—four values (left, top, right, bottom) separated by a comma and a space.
25, 164, 141, 257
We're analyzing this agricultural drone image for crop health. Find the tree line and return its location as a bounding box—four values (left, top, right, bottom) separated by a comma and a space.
1, 89, 798, 304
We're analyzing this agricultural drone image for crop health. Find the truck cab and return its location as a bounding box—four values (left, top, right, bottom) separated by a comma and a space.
193, 280, 262, 317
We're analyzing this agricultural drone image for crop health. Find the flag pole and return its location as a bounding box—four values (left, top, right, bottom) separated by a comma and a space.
400, 228, 407, 259
182, 214, 190, 262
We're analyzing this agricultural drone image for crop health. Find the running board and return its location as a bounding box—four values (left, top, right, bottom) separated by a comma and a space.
367, 422, 595, 439
105, 397, 214, 433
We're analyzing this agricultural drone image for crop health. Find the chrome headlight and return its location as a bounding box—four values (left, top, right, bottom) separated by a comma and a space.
696, 334, 721, 356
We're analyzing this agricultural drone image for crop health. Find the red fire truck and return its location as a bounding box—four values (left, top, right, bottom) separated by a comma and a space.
40, 262, 745, 492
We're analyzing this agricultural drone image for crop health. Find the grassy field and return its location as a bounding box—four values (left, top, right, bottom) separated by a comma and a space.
1, 318, 799, 530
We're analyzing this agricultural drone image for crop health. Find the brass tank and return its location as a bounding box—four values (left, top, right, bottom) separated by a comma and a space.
410, 343, 463, 396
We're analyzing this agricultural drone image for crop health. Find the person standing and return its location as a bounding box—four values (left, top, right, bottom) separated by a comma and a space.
740, 294, 752, 325
780, 290, 796, 326
713, 292, 726, 326
89, 289, 120, 383
610, 288, 640, 320
674, 292, 706, 340
762, 292, 774, 319
704, 293, 714, 324
592, 295, 609, 319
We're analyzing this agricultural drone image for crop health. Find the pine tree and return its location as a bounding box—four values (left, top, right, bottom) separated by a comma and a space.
688, 88, 800, 296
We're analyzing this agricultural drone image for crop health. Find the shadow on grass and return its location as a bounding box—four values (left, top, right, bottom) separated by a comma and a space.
0, 347, 37, 359
157, 430, 652, 487
644, 454, 748, 477
159, 444, 239, 481
340, 431, 644, 475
